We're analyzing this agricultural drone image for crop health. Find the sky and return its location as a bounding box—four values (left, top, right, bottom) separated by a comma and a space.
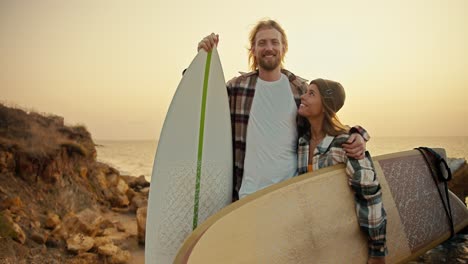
1, 0, 467, 140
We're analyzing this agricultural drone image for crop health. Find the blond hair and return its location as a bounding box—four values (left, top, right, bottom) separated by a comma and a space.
248, 19, 288, 71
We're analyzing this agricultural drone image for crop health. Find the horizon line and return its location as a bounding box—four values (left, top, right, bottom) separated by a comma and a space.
94, 135, 468, 141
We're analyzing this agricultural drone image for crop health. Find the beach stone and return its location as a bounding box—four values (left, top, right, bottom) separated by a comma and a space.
110, 206, 130, 213
29, 244, 47, 255
95, 171, 108, 189
11, 222, 26, 244
94, 236, 112, 248
0, 196, 23, 209
63, 209, 104, 237
79, 166, 88, 179
116, 179, 129, 194
107, 249, 131, 264
448, 162, 468, 204
0, 151, 14, 172
30, 229, 48, 244
67, 233, 94, 254
140, 187, 150, 195
97, 243, 119, 256
136, 206, 147, 244
109, 194, 130, 208
115, 221, 126, 232
448, 158, 466, 173
126, 188, 136, 202
45, 212, 61, 229
134, 175, 150, 189
67, 252, 101, 264
99, 217, 114, 230
122, 175, 149, 190
106, 173, 119, 186
46, 231, 64, 248
130, 194, 147, 213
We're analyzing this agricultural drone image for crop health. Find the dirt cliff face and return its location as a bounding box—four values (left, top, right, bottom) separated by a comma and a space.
0, 104, 148, 263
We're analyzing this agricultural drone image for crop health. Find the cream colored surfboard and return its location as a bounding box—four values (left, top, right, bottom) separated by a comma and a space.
175, 149, 468, 264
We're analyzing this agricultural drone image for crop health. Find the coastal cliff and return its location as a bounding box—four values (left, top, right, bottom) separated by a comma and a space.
0, 104, 148, 264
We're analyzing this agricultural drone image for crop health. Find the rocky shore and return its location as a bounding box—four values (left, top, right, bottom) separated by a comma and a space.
0, 103, 467, 264
0, 104, 148, 264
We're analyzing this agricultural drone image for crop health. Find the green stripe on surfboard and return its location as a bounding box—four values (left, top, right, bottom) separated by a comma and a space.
193, 50, 212, 230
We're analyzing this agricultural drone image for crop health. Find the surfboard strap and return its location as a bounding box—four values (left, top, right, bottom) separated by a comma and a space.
193, 50, 213, 230
415, 147, 455, 238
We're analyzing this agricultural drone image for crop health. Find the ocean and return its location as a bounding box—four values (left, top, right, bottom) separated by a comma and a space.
95, 136, 468, 180
95, 137, 468, 263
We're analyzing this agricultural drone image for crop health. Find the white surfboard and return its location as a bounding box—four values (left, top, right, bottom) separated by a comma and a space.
145, 48, 232, 264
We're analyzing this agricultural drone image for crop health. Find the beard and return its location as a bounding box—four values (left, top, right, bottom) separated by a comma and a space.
257, 53, 281, 71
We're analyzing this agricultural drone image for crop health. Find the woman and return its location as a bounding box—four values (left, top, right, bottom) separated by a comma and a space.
297, 78, 387, 264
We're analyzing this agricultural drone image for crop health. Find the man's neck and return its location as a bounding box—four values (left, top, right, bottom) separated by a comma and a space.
258, 67, 282, 82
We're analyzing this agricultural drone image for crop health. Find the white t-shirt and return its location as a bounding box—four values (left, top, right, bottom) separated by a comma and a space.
239, 74, 298, 199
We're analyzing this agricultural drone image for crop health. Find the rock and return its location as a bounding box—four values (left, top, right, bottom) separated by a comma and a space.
110, 194, 130, 208
30, 229, 48, 244
110, 206, 130, 214
63, 209, 104, 237
116, 179, 129, 194
122, 175, 150, 190
1, 212, 26, 244
46, 233, 63, 248
94, 236, 112, 248
448, 161, 468, 204
16, 154, 38, 183
136, 206, 147, 245
97, 243, 120, 256
132, 175, 150, 189
66, 252, 101, 264
45, 212, 61, 230
79, 166, 88, 179
99, 218, 114, 230
140, 187, 150, 195
11, 222, 26, 244
448, 158, 466, 173
50, 223, 68, 240
106, 173, 119, 186
126, 188, 136, 202
115, 221, 126, 232
30, 220, 41, 229
99, 244, 132, 264
0, 151, 14, 173
0, 196, 23, 210
130, 194, 148, 213
67, 233, 95, 254
107, 249, 131, 264
94, 171, 108, 189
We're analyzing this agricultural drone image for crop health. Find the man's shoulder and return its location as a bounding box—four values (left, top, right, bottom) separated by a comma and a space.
226, 71, 259, 88
281, 69, 308, 84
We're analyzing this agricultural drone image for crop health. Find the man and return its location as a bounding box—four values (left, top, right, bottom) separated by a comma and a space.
198, 20, 368, 201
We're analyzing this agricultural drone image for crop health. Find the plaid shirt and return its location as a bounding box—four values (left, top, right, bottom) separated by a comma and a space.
297, 133, 388, 257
